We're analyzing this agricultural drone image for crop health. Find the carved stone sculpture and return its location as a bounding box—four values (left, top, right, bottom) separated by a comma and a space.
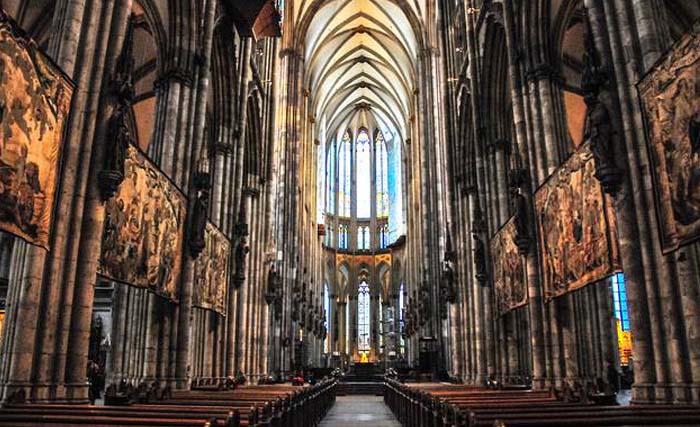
233, 235, 249, 287
582, 31, 623, 196
441, 260, 457, 303
512, 189, 531, 254
473, 234, 488, 284
99, 19, 135, 201
188, 171, 210, 258
265, 265, 278, 305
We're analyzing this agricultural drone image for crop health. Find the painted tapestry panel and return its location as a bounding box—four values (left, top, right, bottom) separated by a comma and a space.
0, 13, 74, 248
535, 143, 620, 302
99, 145, 186, 300
490, 217, 527, 315
639, 32, 700, 253
193, 222, 230, 315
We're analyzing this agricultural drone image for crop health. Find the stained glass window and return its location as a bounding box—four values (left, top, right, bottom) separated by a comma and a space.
378, 295, 383, 354
326, 224, 333, 246
376, 131, 389, 217
356, 129, 371, 218
611, 273, 629, 331
324, 282, 331, 353
379, 224, 389, 249
358, 280, 371, 351
338, 224, 348, 250
316, 127, 403, 251
326, 138, 335, 214
338, 131, 352, 217
358, 225, 370, 250
317, 141, 326, 223
399, 282, 405, 354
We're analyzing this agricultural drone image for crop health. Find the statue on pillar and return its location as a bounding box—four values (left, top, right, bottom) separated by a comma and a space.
473, 234, 488, 284
265, 264, 278, 305
291, 292, 301, 322
472, 202, 489, 284
441, 259, 457, 303
188, 170, 210, 258
233, 234, 249, 287
582, 27, 623, 196
419, 278, 430, 327
99, 18, 135, 201
512, 188, 531, 254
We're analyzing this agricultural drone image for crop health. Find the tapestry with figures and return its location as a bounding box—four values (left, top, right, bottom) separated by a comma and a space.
639, 31, 700, 253
491, 216, 527, 315
193, 222, 230, 315
99, 145, 186, 301
0, 10, 74, 249
535, 143, 620, 302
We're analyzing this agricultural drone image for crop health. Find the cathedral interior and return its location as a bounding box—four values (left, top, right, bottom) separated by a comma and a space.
0, 0, 699, 425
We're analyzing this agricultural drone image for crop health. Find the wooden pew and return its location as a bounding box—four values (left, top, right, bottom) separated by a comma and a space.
463, 401, 700, 427
385, 380, 700, 427
0, 378, 337, 427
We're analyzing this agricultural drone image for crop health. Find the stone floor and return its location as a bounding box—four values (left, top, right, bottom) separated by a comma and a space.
320, 395, 402, 427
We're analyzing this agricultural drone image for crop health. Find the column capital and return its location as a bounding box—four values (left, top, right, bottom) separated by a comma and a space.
213, 141, 233, 155
488, 138, 512, 154
243, 186, 260, 197
526, 63, 563, 84
420, 46, 440, 59
279, 47, 302, 59
154, 65, 195, 89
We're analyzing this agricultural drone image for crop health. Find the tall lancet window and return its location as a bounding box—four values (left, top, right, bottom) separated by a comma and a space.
339, 224, 348, 249
399, 281, 405, 354
338, 131, 352, 216
379, 224, 389, 249
324, 282, 331, 353
317, 141, 326, 224
356, 129, 371, 218
376, 131, 389, 217
358, 279, 371, 351
358, 226, 370, 250
318, 126, 404, 251
326, 138, 335, 214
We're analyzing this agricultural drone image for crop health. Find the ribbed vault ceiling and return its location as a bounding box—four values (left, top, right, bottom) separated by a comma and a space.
303, 0, 419, 140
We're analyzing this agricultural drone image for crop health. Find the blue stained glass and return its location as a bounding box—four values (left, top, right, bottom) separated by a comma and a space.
338, 132, 352, 217
324, 283, 330, 353
358, 226, 370, 250
358, 280, 371, 351
611, 273, 630, 332
376, 131, 389, 217
399, 282, 405, 353
326, 139, 335, 214
356, 130, 371, 218
316, 127, 403, 250
317, 141, 326, 223
339, 224, 348, 250
388, 136, 404, 242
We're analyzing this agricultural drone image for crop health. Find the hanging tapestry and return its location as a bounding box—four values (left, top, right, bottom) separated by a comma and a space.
0, 11, 74, 249
490, 217, 527, 315
535, 143, 620, 302
193, 222, 231, 315
99, 145, 186, 301
639, 31, 700, 253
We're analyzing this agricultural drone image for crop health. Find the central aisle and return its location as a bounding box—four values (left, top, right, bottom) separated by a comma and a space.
320, 395, 402, 427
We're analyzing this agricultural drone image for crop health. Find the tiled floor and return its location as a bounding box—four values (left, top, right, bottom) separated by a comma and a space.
320, 395, 402, 427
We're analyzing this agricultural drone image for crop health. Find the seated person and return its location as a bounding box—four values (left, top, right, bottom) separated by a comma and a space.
291, 371, 305, 386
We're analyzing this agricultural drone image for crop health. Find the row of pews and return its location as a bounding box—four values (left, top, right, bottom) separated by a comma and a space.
384, 379, 700, 427
0, 379, 336, 427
